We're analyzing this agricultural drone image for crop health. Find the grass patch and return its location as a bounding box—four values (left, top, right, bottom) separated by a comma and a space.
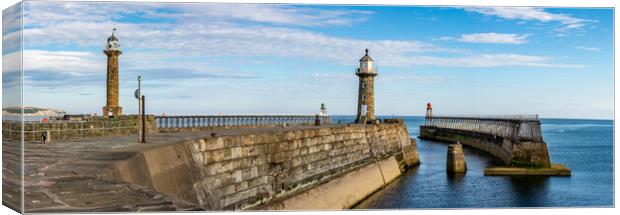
511, 159, 544, 168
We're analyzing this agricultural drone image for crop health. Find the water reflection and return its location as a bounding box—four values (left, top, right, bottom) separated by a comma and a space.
446, 173, 465, 182
445, 173, 466, 206
508, 176, 550, 207
356, 139, 562, 208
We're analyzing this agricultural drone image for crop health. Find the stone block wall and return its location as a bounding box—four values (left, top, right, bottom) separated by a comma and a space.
111, 122, 417, 210
190, 123, 412, 210
262, 155, 402, 210
2, 121, 22, 141
2, 115, 157, 142
420, 126, 550, 168
511, 141, 551, 168
420, 126, 513, 165
446, 144, 467, 173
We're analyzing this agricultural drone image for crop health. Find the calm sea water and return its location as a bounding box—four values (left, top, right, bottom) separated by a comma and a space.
330, 116, 614, 208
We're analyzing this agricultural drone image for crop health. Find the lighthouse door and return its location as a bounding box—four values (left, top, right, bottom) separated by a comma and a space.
361, 104, 367, 116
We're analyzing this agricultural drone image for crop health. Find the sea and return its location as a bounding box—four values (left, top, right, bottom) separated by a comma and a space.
330, 116, 614, 208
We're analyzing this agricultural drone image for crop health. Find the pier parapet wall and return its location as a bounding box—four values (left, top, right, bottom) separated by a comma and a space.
110, 120, 418, 210
2, 115, 157, 142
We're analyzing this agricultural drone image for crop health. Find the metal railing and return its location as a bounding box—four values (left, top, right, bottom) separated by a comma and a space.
155, 115, 331, 129
424, 115, 542, 142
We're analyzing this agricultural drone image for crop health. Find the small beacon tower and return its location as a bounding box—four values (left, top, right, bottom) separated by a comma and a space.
319, 103, 327, 116
425, 102, 433, 125
355, 49, 378, 124
102, 28, 122, 118
425, 102, 433, 118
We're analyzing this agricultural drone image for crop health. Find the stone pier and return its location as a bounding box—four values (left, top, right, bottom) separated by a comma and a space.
420, 115, 570, 176
420, 115, 550, 167
3, 121, 419, 212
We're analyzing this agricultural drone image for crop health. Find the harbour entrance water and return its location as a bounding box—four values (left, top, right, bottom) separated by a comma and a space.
345, 116, 613, 208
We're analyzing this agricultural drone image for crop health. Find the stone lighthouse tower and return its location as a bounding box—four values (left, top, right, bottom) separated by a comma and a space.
102, 28, 122, 118
355, 49, 378, 124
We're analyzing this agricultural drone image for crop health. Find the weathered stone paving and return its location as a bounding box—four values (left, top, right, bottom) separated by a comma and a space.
3, 138, 200, 212
3, 128, 257, 212
2, 138, 22, 212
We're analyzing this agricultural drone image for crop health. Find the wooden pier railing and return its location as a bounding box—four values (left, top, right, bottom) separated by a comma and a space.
423, 115, 542, 142
155, 115, 331, 129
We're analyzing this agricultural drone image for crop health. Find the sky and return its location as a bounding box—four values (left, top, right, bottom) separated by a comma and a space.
1, 1, 614, 119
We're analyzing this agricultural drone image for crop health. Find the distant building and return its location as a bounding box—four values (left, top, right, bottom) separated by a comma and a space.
102, 28, 123, 118
355, 49, 378, 124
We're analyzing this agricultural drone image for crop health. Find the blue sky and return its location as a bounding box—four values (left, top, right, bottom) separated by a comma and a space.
2, 2, 614, 119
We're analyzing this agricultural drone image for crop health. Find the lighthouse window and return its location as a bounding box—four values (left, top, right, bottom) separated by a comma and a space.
362, 95, 366, 101
361, 82, 366, 89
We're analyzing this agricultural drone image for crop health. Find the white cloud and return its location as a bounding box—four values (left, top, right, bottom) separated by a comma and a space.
22, 19, 578, 69
432, 36, 454, 41
166, 4, 374, 27
311, 72, 453, 85
458, 33, 530, 44
378, 73, 455, 84
22, 50, 103, 75
387, 53, 584, 68
14, 2, 604, 116
2, 30, 22, 53
464, 7, 595, 31
2, 51, 22, 74
311, 72, 353, 80
575, 46, 600, 51
3, 2, 23, 54
21, 20, 442, 67
19, 1, 585, 78
2, 2, 22, 33
24, 1, 372, 28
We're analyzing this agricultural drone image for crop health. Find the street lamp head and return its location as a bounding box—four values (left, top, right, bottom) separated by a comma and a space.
134, 89, 141, 99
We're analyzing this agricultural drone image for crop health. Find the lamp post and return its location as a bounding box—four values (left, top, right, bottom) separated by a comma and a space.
135, 75, 146, 143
